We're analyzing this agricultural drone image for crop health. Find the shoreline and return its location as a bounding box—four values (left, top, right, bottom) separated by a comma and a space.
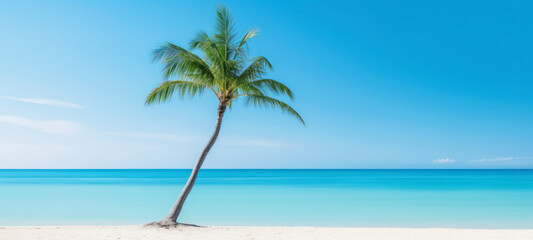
2, 225, 533, 240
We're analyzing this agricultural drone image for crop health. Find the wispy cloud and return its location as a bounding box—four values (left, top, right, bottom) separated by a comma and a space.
0, 115, 83, 135
98, 132, 200, 143
471, 156, 533, 163
431, 158, 456, 164
2, 96, 82, 109
98, 132, 293, 148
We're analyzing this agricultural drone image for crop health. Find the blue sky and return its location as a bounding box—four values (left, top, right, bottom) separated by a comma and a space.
1, 0, 532, 168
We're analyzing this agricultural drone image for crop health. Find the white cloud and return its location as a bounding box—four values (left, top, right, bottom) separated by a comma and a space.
0, 115, 83, 135
98, 132, 200, 143
431, 158, 456, 164
472, 157, 515, 162
97, 133, 293, 148
0, 143, 69, 167
471, 157, 533, 163
2, 96, 82, 109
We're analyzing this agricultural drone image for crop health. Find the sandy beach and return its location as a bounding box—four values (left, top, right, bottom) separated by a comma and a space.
1, 226, 532, 240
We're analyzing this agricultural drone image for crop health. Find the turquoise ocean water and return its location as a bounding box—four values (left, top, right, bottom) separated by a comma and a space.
0, 169, 532, 228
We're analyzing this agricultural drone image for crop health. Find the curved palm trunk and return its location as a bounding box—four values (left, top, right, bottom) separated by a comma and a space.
159, 103, 227, 225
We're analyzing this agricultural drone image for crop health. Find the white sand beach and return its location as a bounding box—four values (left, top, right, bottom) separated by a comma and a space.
1, 226, 532, 240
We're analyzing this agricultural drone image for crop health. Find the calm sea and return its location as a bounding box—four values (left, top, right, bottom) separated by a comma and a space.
0, 169, 532, 228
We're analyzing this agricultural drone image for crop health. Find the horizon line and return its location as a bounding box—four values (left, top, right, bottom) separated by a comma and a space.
1, 168, 532, 170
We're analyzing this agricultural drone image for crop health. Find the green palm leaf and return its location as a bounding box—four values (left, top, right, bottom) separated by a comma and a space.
145, 80, 208, 104
153, 43, 214, 83
243, 94, 305, 125
238, 56, 272, 82
234, 28, 258, 60
240, 79, 294, 99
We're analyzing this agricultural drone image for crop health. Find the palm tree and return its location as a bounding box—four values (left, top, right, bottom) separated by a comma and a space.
146, 5, 305, 227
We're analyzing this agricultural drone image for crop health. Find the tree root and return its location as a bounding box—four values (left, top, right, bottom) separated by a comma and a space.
145, 219, 202, 228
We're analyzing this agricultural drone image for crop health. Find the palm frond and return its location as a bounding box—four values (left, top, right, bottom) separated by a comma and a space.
233, 28, 258, 60
190, 32, 222, 66
234, 83, 264, 96
145, 80, 208, 105
190, 31, 240, 82
240, 79, 293, 99
153, 43, 214, 83
214, 5, 237, 60
238, 56, 272, 82
243, 94, 305, 125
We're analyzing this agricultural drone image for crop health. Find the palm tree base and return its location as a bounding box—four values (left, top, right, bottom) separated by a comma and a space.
145, 219, 201, 228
